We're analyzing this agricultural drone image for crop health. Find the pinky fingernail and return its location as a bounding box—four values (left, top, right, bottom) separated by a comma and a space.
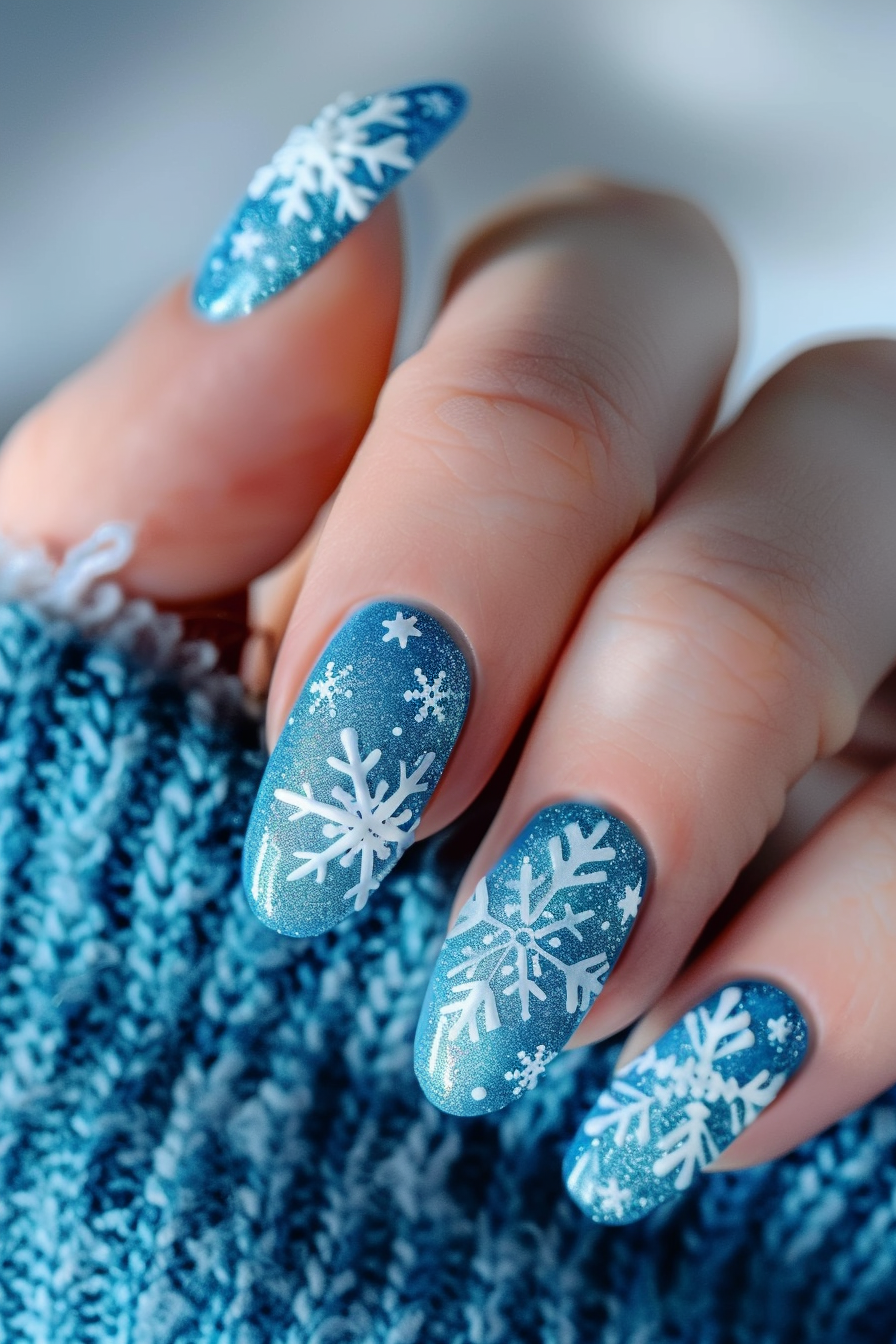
563, 981, 809, 1224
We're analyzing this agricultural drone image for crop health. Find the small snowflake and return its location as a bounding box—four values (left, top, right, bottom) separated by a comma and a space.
308, 662, 353, 717
767, 1015, 792, 1045
404, 668, 450, 722
230, 223, 265, 261
504, 1044, 556, 1097
617, 879, 643, 925
416, 89, 455, 119
382, 611, 422, 649
594, 1177, 632, 1219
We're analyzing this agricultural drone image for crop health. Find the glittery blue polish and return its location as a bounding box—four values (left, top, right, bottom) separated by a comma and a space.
564, 981, 809, 1225
193, 83, 467, 321
243, 602, 470, 938
414, 803, 649, 1116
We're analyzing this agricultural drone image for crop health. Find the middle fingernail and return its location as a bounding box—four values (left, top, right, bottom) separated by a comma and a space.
415, 803, 649, 1115
243, 601, 470, 938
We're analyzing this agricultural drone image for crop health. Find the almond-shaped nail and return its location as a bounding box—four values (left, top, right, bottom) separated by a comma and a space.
193, 82, 467, 321
243, 602, 470, 937
415, 803, 650, 1116
563, 981, 809, 1224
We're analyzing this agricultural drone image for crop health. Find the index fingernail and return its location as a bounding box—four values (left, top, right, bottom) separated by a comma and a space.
193, 82, 467, 321
242, 602, 470, 937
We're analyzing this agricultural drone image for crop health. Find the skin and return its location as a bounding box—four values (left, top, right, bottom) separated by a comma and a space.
3, 175, 896, 1177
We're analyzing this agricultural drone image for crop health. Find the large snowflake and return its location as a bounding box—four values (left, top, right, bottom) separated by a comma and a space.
581, 987, 787, 1193
432, 819, 617, 1053
247, 91, 415, 227
274, 727, 434, 910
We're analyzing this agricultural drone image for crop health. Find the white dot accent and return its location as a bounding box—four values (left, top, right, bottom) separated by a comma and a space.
392, 726, 402, 736
601, 920, 610, 930
471, 1086, 487, 1101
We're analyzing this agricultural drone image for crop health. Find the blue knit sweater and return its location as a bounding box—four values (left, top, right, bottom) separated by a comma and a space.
1, 531, 895, 1342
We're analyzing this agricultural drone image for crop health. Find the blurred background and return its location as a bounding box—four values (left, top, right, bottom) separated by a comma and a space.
2, 0, 895, 437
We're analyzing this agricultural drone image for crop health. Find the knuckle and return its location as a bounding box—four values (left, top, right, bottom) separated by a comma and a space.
377, 330, 655, 533
610, 528, 860, 759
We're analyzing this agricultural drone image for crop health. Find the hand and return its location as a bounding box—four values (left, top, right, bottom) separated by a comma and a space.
4, 81, 896, 1225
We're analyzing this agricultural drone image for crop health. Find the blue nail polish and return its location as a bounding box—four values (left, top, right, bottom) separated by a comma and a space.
415, 803, 649, 1116
193, 83, 467, 321
243, 602, 470, 937
564, 981, 808, 1224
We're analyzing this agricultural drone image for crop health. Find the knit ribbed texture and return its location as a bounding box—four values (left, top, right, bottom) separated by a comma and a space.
1, 599, 896, 1342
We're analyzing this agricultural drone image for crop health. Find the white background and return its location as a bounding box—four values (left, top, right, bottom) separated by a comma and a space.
2, 0, 895, 436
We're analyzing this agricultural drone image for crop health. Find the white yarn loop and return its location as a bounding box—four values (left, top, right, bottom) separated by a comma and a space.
0, 523, 246, 717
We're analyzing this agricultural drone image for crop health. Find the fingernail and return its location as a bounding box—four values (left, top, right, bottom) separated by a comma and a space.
564, 981, 809, 1224
193, 82, 467, 321
414, 803, 649, 1116
243, 602, 470, 937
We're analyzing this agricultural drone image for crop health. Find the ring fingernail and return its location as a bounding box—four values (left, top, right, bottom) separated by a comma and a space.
243, 602, 470, 938
193, 81, 467, 321
563, 981, 809, 1224
414, 803, 649, 1115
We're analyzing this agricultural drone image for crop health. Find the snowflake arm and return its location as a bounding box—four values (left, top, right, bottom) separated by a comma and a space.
440, 980, 501, 1046
526, 819, 616, 923
652, 1100, 719, 1190
685, 986, 755, 1073
583, 1080, 654, 1147
557, 951, 610, 1013
723, 1068, 787, 1135
447, 876, 494, 941
500, 940, 548, 1021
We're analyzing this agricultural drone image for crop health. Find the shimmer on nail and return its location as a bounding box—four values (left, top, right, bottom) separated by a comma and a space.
193, 83, 467, 321
564, 981, 809, 1225
415, 802, 649, 1116
242, 602, 470, 938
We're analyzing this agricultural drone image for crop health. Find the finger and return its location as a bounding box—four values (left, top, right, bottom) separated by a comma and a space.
0, 187, 402, 603
566, 757, 896, 1222
242, 179, 739, 939
416, 341, 896, 1116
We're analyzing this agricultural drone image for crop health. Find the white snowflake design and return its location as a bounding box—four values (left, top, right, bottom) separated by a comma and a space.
246, 91, 415, 228
504, 1044, 557, 1098
307, 662, 353, 718
428, 819, 617, 1062
617, 880, 642, 925
382, 611, 422, 649
274, 726, 434, 910
404, 668, 451, 723
584, 988, 788, 1196
416, 89, 456, 120
229, 223, 265, 261
767, 1015, 792, 1045
594, 1177, 632, 1219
